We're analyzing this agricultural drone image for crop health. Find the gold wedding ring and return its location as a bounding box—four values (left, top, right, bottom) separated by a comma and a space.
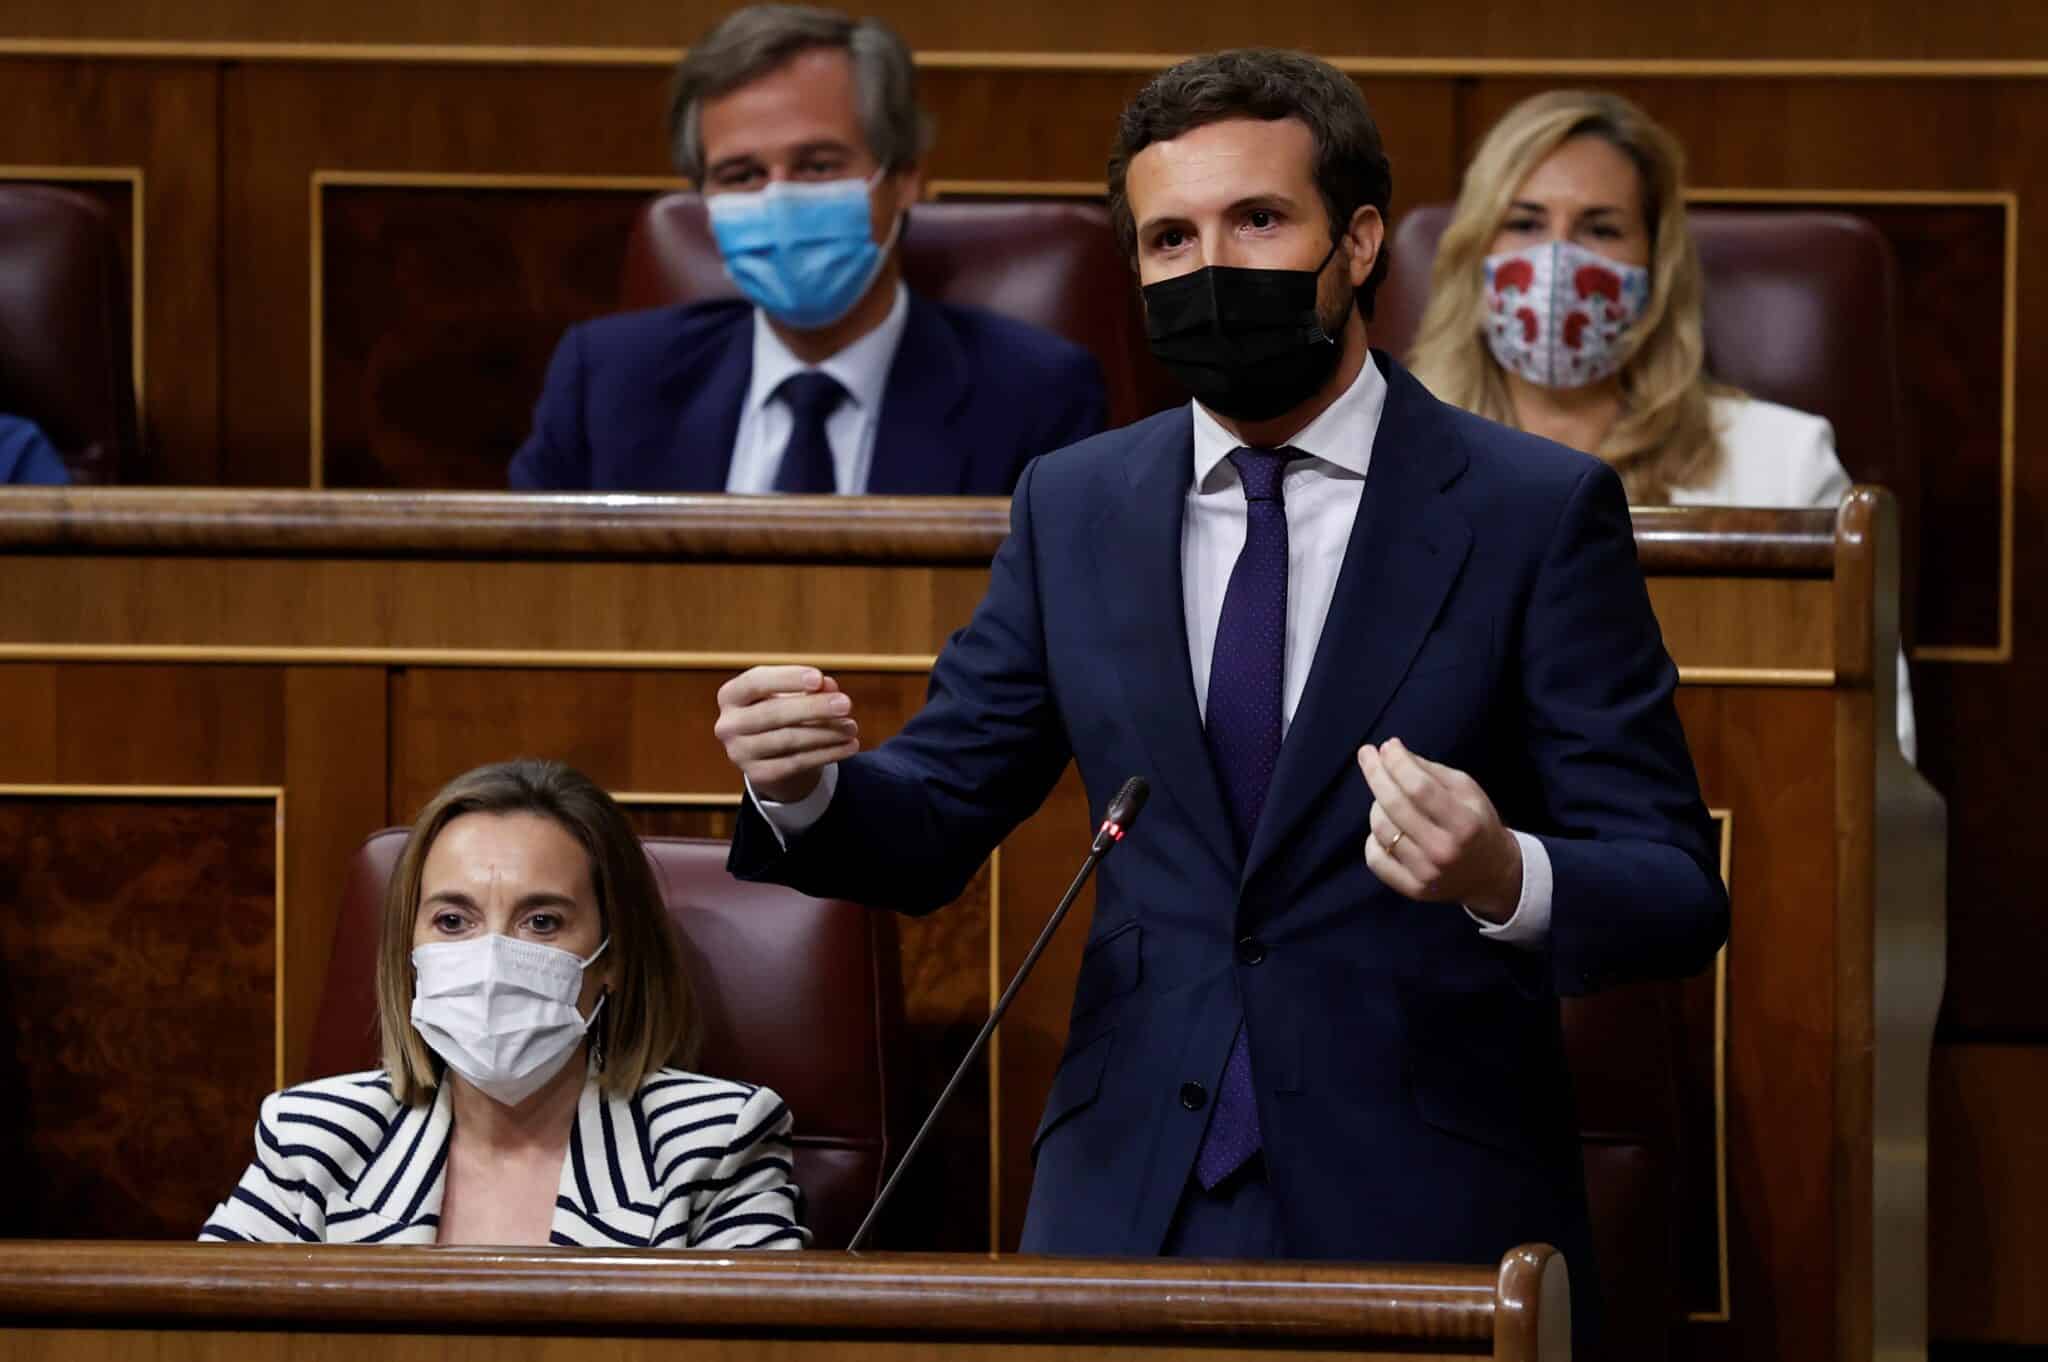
1383, 827, 1404, 852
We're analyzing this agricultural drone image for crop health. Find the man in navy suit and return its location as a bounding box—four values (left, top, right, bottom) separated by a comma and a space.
509, 5, 1106, 494
713, 50, 1724, 1349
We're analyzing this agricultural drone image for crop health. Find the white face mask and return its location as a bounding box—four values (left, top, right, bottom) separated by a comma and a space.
410, 933, 610, 1108
1480, 238, 1652, 389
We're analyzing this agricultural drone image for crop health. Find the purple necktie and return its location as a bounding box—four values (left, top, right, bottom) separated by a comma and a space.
1194, 446, 1294, 1190
772, 371, 846, 493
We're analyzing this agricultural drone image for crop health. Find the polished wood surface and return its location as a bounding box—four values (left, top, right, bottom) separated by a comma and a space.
0, 1241, 1569, 1361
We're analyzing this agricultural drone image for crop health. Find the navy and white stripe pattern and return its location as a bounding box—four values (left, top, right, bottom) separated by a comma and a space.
199, 1067, 808, 1249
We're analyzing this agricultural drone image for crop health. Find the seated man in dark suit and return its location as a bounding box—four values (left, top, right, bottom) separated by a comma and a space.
510, 4, 1108, 494
0, 414, 69, 485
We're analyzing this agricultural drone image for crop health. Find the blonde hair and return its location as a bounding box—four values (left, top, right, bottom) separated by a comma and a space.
376, 759, 698, 1105
1407, 89, 1725, 502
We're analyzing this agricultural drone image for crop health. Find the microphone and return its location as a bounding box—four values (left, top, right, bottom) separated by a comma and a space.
845, 776, 1150, 1253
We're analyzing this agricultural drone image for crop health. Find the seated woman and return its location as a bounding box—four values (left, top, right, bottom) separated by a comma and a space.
1408, 88, 1916, 764
201, 759, 807, 1248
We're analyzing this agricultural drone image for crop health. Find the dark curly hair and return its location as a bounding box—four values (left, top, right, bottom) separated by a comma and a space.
1107, 49, 1394, 317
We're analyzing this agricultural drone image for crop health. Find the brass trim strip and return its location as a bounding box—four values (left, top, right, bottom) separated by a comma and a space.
1677, 667, 1835, 686
929, 179, 1104, 200
0, 165, 147, 437
0, 783, 288, 1090
308, 169, 679, 489
315, 169, 683, 192
1685, 810, 1735, 1323
612, 792, 742, 807
987, 848, 1004, 1255
0, 644, 941, 670
11, 39, 2048, 77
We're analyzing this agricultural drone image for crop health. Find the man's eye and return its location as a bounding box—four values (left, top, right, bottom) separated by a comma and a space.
1247, 209, 1275, 229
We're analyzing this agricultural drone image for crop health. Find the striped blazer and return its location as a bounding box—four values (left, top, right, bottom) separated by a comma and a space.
199, 1067, 808, 1249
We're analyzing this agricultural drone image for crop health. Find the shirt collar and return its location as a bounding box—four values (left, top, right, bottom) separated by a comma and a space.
1190, 347, 1389, 491
746, 281, 911, 420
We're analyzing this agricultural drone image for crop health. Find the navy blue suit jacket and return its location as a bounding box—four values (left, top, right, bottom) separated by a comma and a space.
508, 295, 1107, 493
730, 354, 1724, 1335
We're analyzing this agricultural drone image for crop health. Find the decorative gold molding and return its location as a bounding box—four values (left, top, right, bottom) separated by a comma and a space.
1688, 187, 2017, 665
12, 39, 2048, 78
929, 180, 1104, 200
0, 783, 287, 1090
987, 847, 1004, 1255
307, 169, 679, 490
1686, 809, 1735, 1324
1677, 667, 1834, 686
0, 644, 943, 671
0, 165, 147, 437
611, 791, 743, 807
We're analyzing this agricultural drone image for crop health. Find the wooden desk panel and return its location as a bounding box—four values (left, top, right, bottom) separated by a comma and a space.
0, 1242, 1568, 1362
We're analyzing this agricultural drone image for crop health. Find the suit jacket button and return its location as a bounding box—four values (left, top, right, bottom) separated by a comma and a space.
1179, 1081, 1207, 1111
1236, 937, 1267, 966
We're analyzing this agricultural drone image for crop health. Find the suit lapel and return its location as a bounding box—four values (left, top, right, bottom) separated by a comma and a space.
1242, 358, 1474, 887
1091, 408, 1240, 882
654, 309, 752, 491
867, 295, 973, 494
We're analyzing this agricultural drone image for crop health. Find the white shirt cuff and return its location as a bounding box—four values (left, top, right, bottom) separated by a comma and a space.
747, 764, 839, 849
1467, 831, 1553, 948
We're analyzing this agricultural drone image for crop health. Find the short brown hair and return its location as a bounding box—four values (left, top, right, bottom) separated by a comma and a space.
666, 3, 933, 180
1107, 49, 1395, 317
376, 759, 697, 1105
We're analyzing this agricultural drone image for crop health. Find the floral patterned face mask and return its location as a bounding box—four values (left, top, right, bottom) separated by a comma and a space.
1480, 239, 1652, 389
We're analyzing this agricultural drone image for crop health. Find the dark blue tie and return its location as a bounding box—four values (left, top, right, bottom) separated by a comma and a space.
771, 371, 846, 493
1194, 446, 1294, 1190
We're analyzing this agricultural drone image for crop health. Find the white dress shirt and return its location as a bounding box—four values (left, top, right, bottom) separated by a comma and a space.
757, 354, 1552, 944
723, 283, 911, 494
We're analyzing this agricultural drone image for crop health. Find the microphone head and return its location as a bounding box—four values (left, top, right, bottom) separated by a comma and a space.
1105, 777, 1150, 832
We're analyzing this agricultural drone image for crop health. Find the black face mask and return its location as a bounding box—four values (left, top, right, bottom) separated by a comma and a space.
1141, 240, 1346, 423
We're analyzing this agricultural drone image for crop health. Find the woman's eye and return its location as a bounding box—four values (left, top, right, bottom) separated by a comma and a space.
1155, 229, 1187, 250
526, 913, 560, 934
432, 912, 466, 932
1502, 217, 1541, 234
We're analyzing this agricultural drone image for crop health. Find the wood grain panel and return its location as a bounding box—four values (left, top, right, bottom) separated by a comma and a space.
1929, 1044, 2048, 1344
0, 665, 283, 785
3, 0, 2048, 61
1674, 687, 1840, 1362
0, 795, 274, 1239
223, 63, 677, 487
0, 557, 989, 658
318, 181, 663, 489
0, 57, 218, 483
279, 668, 387, 1082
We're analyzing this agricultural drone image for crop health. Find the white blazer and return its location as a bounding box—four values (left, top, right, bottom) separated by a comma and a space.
199, 1067, 809, 1249
1670, 396, 1918, 765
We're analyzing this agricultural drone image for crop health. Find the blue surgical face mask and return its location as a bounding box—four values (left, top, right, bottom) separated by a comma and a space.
705, 169, 900, 330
